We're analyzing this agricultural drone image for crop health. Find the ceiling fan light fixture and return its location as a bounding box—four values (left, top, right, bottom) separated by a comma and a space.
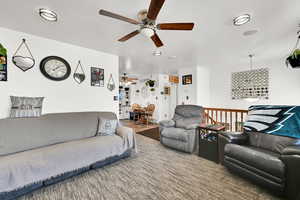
39, 8, 58, 22
140, 27, 155, 38
233, 14, 251, 26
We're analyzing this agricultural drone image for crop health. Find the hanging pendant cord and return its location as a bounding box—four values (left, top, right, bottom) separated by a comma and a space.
13, 39, 34, 58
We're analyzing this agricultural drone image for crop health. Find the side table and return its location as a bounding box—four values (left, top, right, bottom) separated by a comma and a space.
197, 124, 226, 163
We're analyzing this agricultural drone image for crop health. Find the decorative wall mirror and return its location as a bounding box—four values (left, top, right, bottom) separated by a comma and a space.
12, 39, 35, 72
73, 60, 86, 84
107, 73, 116, 91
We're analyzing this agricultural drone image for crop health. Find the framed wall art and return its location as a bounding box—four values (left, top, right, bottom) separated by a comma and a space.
182, 74, 192, 85
231, 68, 269, 100
91, 67, 104, 87
0, 43, 7, 81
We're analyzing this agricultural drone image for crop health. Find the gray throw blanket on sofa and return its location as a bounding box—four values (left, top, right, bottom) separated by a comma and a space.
0, 112, 136, 194
0, 128, 136, 193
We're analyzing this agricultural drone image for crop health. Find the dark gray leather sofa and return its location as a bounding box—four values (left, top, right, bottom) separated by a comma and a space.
219, 131, 300, 200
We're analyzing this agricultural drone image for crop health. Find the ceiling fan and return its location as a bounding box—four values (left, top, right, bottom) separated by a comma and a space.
99, 0, 195, 48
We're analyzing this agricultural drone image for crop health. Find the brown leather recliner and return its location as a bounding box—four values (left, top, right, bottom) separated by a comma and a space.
219, 131, 300, 200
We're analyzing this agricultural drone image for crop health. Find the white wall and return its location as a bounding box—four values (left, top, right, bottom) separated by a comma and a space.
178, 66, 210, 107
129, 74, 176, 122
0, 27, 119, 119
210, 57, 300, 109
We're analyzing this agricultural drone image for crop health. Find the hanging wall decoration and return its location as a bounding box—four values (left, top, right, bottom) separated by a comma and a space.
12, 39, 35, 72
0, 43, 7, 81
286, 31, 300, 68
73, 60, 86, 84
91, 67, 104, 87
107, 73, 116, 91
182, 74, 192, 85
232, 68, 269, 100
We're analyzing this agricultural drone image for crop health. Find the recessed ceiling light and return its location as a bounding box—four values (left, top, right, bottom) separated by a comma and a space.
153, 50, 162, 56
233, 14, 251, 26
39, 8, 58, 22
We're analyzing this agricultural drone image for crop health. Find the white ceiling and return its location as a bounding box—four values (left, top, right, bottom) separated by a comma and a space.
1, 0, 300, 75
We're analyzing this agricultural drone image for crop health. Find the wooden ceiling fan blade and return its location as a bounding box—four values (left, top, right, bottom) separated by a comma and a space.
99, 9, 140, 25
151, 34, 164, 47
118, 30, 140, 42
147, 0, 165, 21
157, 23, 195, 30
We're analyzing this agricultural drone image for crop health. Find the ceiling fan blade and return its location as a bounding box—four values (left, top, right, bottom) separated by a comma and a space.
147, 0, 165, 21
118, 30, 140, 42
157, 23, 195, 30
151, 33, 164, 47
127, 78, 138, 81
99, 9, 140, 25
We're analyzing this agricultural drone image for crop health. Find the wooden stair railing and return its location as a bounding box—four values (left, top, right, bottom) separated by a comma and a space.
204, 107, 248, 132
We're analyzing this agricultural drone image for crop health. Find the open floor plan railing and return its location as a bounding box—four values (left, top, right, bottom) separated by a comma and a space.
204, 107, 248, 132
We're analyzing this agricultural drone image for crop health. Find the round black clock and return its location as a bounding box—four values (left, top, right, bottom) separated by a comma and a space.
40, 56, 71, 81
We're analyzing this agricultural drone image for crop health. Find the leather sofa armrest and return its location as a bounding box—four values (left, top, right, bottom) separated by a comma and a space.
219, 132, 249, 144
280, 146, 300, 200
159, 120, 175, 128
282, 145, 300, 156
218, 132, 248, 165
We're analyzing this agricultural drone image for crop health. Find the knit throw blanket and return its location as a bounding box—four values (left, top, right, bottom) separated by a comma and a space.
244, 105, 300, 139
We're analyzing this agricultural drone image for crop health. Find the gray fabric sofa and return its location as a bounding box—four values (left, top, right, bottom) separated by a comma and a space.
0, 112, 136, 200
160, 105, 204, 153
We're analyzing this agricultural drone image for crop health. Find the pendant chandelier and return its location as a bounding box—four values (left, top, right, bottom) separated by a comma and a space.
243, 54, 259, 102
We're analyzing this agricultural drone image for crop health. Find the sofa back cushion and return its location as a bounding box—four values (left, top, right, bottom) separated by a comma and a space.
248, 132, 298, 154
174, 105, 204, 118
173, 105, 204, 129
0, 112, 113, 156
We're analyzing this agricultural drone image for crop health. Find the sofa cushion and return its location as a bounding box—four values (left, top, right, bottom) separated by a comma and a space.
0, 135, 126, 193
98, 118, 118, 136
0, 112, 101, 156
174, 105, 204, 118
161, 127, 190, 142
225, 144, 285, 180
248, 132, 297, 154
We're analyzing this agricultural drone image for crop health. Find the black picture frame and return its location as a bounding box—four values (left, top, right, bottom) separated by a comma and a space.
182, 74, 192, 85
40, 56, 71, 81
91, 67, 104, 87
0, 43, 7, 81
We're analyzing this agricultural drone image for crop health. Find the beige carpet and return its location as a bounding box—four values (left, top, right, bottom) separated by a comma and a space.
20, 135, 284, 200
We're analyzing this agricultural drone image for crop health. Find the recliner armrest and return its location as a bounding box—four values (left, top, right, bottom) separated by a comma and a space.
218, 132, 248, 165
159, 120, 175, 128
219, 132, 249, 144
282, 145, 300, 156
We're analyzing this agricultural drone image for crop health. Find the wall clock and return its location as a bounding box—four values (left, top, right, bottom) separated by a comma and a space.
40, 56, 71, 81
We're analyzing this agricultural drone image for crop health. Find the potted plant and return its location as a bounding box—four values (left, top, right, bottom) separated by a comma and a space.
145, 80, 155, 87
286, 49, 300, 68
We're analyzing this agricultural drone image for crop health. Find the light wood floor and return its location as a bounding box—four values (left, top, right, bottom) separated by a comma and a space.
120, 120, 159, 133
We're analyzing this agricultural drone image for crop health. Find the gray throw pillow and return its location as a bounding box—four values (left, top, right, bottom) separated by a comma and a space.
10, 96, 44, 118
98, 118, 118, 136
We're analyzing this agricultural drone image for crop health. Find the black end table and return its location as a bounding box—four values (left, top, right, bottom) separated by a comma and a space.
197, 124, 226, 163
